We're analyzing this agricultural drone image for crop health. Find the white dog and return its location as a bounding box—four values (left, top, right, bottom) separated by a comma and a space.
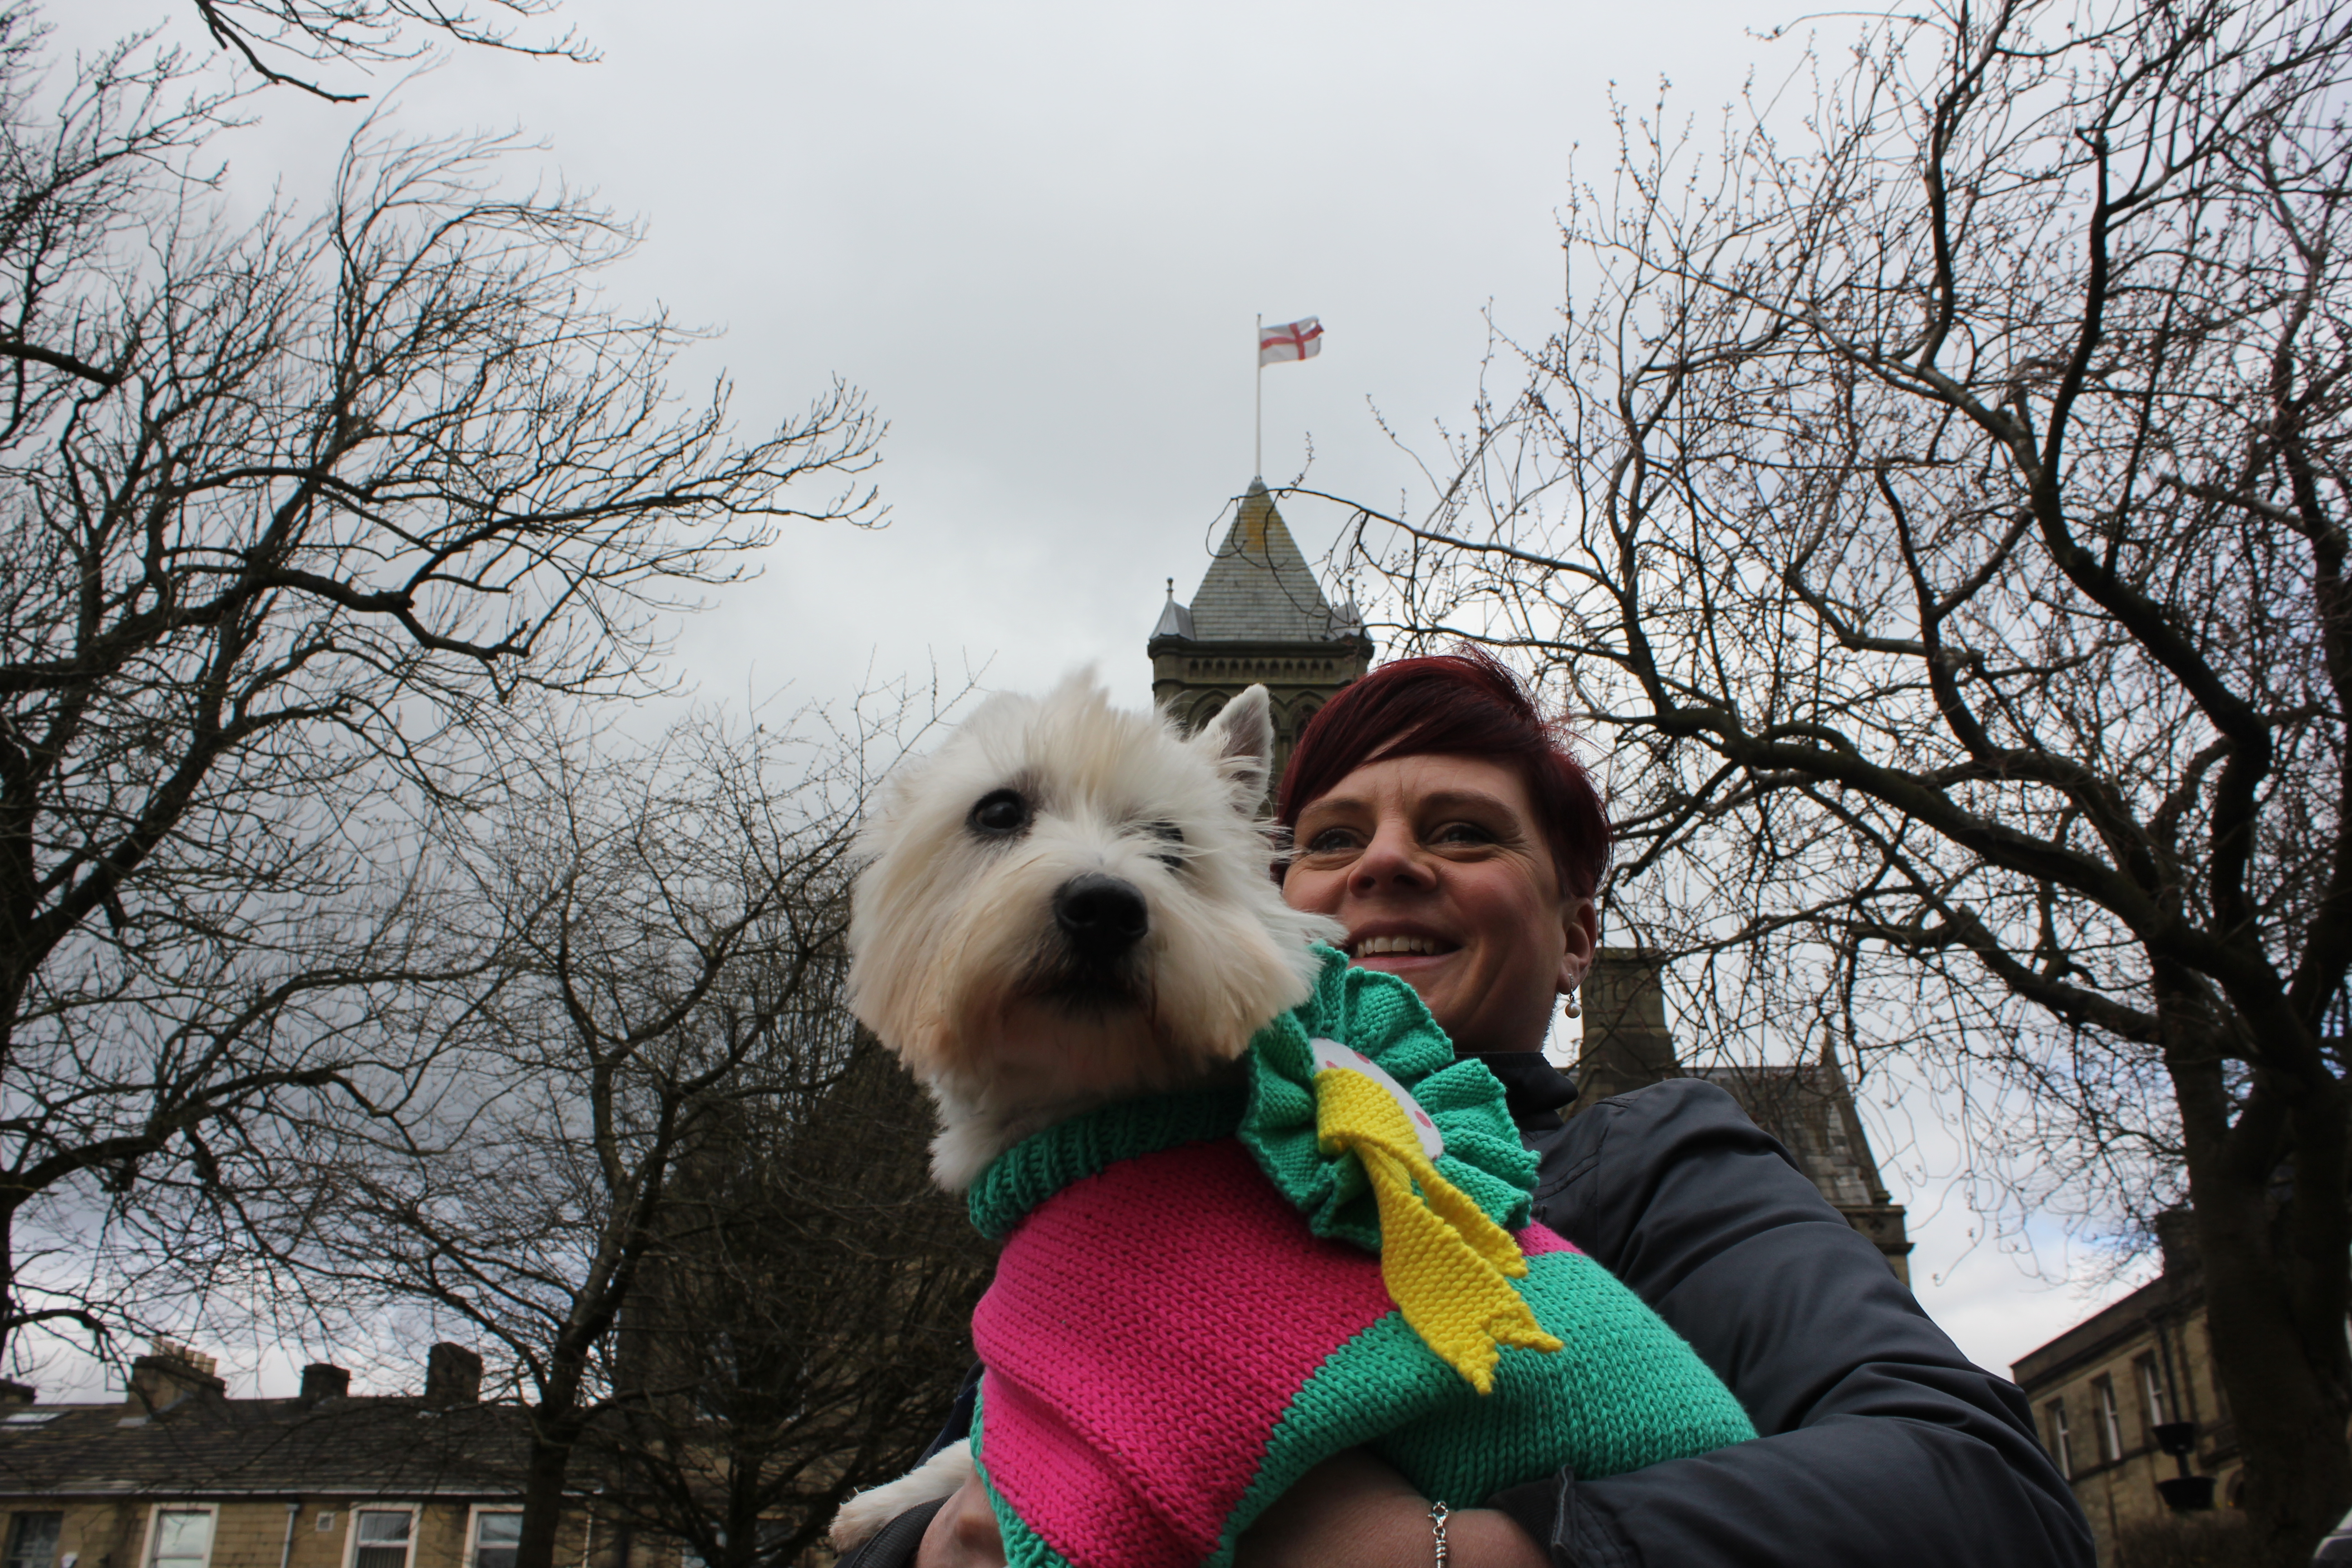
844, 675, 1337, 1192
832, 676, 1334, 1548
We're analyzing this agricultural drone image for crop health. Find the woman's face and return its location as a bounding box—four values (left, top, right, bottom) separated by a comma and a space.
1282, 752, 1598, 1058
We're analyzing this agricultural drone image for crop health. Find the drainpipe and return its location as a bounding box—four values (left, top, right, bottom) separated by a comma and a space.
279, 1503, 299, 1568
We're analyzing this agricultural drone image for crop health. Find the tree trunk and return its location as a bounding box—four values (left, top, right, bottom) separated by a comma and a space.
0, 1201, 18, 1368
2181, 1068, 2352, 1568
514, 1416, 585, 1568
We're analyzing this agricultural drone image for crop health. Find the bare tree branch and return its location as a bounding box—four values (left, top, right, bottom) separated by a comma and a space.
1332, 5, 2352, 1559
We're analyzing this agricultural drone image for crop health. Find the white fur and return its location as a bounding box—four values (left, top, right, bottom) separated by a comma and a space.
847, 673, 1338, 1187
828, 1438, 975, 1551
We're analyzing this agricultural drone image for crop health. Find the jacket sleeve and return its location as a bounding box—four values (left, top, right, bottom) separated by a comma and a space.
1488, 1078, 2093, 1568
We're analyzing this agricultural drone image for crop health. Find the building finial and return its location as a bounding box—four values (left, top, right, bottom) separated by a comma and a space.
1166, 577, 1175, 600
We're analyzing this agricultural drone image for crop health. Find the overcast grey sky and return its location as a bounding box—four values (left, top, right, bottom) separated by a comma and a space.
59, 0, 2138, 1390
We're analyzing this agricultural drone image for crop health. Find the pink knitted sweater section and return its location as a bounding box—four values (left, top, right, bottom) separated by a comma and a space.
972, 1138, 1388, 1568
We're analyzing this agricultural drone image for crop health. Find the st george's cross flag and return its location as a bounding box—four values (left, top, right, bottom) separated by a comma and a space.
1259, 316, 1324, 366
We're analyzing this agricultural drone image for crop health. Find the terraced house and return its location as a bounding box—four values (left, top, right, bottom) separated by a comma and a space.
0, 1343, 608, 1568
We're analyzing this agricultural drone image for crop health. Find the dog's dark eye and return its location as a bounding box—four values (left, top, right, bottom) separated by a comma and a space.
1147, 821, 1184, 869
969, 789, 1032, 838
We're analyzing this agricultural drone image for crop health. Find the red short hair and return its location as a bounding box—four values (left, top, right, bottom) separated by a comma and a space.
1275, 648, 1609, 897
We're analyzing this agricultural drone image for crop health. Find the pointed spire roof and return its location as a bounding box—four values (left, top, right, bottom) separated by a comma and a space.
1152, 577, 1194, 639
1185, 480, 1355, 642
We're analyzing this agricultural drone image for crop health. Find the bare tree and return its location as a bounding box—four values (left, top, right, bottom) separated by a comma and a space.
588, 1035, 990, 1568
279, 696, 957, 1568
1324, 3, 2352, 1562
0, 11, 881, 1388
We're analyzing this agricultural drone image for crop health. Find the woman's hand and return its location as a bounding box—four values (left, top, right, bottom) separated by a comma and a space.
916, 1470, 1004, 1568
1236, 1450, 1550, 1568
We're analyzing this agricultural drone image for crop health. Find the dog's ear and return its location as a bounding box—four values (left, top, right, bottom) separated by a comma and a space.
1194, 685, 1275, 812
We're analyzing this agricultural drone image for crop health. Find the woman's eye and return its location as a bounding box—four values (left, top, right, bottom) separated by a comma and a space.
968, 789, 1032, 837
1302, 828, 1361, 855
1432, 821, 1496, 846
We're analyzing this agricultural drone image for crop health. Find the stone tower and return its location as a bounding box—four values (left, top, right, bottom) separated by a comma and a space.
1576, 948, 1916, 1283
1149, 479, 1373, 792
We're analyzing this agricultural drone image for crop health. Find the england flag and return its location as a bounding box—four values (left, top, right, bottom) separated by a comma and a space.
1259, 316, 1324, 366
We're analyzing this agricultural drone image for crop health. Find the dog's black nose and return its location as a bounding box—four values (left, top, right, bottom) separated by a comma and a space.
1054, 873, 1149, 959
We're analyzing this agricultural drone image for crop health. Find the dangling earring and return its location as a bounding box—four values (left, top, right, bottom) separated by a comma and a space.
1563, 984, 1582, 1020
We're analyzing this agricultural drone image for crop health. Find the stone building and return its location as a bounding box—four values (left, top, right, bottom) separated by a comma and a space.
1148, 478, 1372, 791
2009, 1216, 2247, 1563
0, 1342, 629, 1568
1572, 948, 1916, 1283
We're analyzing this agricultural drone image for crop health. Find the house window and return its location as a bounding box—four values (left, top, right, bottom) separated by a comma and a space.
5, 1514, 62, 1568
467, 1510, 521, 1568
149, 1509, 214, 1568
2046, 1398, 2074, 1477
348, 1511, 416, 1568
2136, 1354, 2169, 1438
2093, 1376, 2125, 1462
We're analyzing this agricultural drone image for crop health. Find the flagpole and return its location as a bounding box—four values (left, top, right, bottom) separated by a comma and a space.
1254, 313, 1263, 479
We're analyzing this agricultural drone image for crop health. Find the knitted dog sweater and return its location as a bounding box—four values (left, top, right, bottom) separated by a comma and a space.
962, 948, 1755, 1568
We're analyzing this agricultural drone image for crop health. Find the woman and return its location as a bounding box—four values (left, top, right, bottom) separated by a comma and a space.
876, 651, 2092, 1568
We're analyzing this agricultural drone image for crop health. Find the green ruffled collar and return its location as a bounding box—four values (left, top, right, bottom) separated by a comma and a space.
1236, 945, 1538, 1249
965, 946, 1539, 1246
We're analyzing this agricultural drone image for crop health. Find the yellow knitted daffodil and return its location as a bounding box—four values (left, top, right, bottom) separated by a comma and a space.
1313, 1067, 1564, 1394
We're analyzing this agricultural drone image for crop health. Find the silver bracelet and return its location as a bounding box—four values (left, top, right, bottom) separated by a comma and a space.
1428, 1501, 1451, 1566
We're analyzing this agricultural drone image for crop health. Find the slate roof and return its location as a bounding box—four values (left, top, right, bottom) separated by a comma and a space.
1687, 1063, 1891, 1210
0, 1395, 533, 1498
1152, 582, 1194, 640
2007, 1268, 2193, 1390
1178, 480, 1359, 645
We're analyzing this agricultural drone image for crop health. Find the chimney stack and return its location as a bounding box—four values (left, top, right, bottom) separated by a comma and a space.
1572, 947, 1681, 1110
2154, 1208, 2201, 1278
127, 1338, 225, 1413
299, 1363, 351, 1404
424, 1343, 482, 1406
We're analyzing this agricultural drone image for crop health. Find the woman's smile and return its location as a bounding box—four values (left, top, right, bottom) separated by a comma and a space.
1347, 927, 1459, 962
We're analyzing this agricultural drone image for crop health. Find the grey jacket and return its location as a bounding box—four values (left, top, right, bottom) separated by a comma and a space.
847, 1065, 2093, 1567
1485, 1066, 2091, 1565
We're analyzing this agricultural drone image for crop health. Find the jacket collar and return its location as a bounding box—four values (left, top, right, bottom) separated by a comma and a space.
1467, 1052, 1578, 1133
